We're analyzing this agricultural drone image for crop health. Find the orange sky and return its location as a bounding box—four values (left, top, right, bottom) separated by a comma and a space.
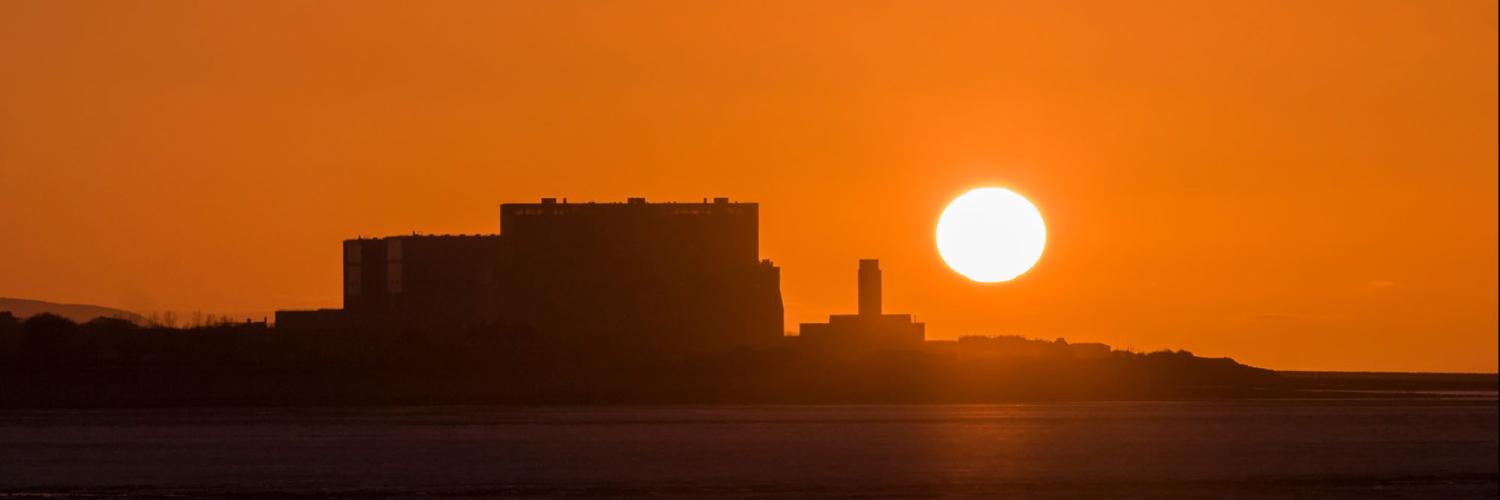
1, 1, 1495, 372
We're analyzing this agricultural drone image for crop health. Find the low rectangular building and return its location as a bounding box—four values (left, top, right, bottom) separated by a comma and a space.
274, 308, 344, 333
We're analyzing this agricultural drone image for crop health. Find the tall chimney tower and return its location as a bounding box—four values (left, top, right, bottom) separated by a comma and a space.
858, 259, 882, 317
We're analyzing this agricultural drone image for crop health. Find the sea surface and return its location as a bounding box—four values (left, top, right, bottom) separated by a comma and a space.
0, 399, 1495, 499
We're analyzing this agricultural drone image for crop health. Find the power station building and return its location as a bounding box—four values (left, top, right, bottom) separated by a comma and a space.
798, 259, 925, 351
342, 234, 503, 331
283, 197, 783, 353
497, 197, 782, 351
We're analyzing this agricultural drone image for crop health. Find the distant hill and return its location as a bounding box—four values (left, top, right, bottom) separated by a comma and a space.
0, 297, 144, 324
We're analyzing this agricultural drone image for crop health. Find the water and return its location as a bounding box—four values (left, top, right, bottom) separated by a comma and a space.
1, 399, 1495, 498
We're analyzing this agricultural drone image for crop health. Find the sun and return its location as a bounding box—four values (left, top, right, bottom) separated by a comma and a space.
936, 187, 1047, 283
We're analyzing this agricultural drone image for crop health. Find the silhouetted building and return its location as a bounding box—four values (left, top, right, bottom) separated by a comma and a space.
948, 335, 1069, 360
278, 197, 783, 349
1070, 342, 1112, 360
497, 197, 783, 352
274, 308, 344, 333
342, 234, 502, 331
799, 259, 925, 351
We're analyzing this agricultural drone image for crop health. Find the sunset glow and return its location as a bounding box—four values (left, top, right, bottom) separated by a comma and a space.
0, 1, 1495, 372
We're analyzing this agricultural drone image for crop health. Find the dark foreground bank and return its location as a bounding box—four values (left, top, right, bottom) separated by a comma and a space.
3, 314, 1496, 407
1, 400, 1495, 499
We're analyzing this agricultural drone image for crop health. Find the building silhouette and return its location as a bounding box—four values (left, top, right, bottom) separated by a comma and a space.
798, 259, 925, 351
279, 197, 783, 353
273, 308, 343, 333
342, 234, 503, 331
497, 197, 782, 352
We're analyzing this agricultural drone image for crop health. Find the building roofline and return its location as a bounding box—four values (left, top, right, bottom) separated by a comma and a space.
501, 197, 756, 207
